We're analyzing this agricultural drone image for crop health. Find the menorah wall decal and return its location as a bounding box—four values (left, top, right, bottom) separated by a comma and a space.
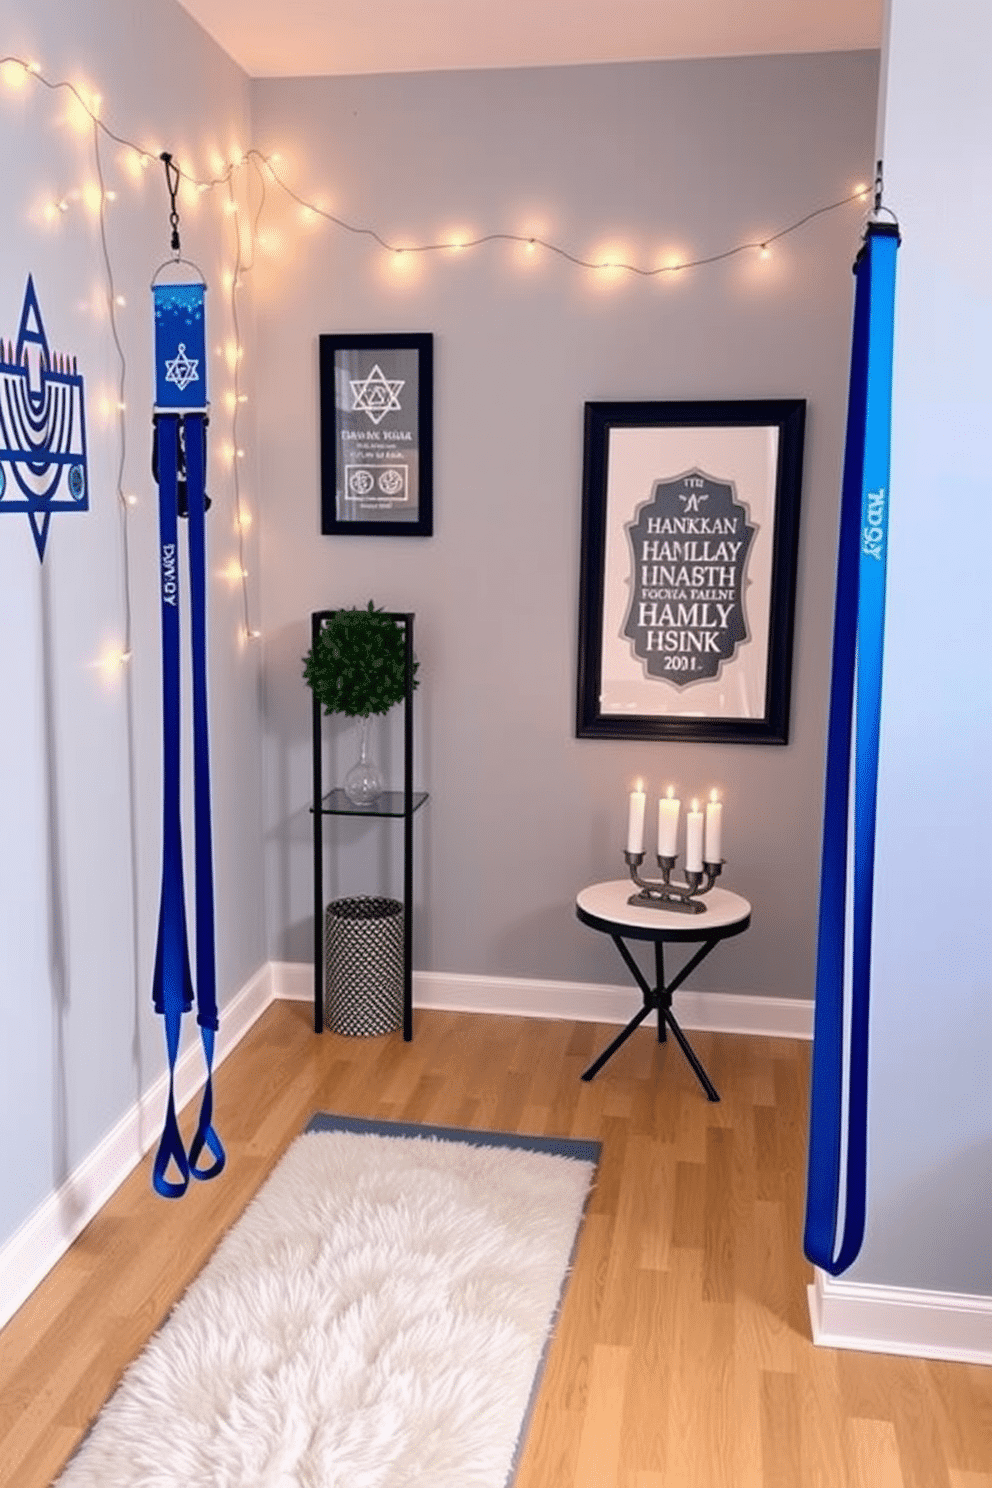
0, 275, 89, 561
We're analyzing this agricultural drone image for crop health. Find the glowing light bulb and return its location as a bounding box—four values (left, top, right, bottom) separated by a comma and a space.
98, 646, 132, 677
2, 59, 28, 89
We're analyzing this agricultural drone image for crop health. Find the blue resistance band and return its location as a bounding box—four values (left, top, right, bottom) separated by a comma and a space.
151, 276, 224, 1198
804, 221, 899, 1274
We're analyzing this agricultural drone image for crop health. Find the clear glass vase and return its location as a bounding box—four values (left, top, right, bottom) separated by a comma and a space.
343, 715, 385, 806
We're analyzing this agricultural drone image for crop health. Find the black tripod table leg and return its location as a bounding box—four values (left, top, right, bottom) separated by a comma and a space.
664, 1011, 720, 1102
655, 940, 667, 1042
581, 1001, 654, 1081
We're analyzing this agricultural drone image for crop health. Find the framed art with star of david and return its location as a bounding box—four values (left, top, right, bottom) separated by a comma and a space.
319, 333, 433, 535
576, 399, 806, 744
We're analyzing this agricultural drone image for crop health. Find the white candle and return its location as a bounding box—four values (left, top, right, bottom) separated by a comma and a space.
685, 799, 704, 872
705, 791, 723, 864
658, 787, 680, 858
626, 781, 647, 855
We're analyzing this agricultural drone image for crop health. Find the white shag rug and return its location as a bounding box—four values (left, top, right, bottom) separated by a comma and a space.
56, 1118, 598, 1488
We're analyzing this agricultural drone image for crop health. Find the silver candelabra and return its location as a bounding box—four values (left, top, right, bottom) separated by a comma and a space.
624, 849, 724, 914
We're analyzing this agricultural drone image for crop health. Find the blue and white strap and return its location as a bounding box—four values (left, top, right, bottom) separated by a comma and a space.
804, 220, 899, 1274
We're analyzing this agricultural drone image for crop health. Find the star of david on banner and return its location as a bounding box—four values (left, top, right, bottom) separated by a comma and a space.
165, 343, 200, 393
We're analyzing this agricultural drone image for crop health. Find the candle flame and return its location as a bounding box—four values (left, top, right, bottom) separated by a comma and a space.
666, 785, 674, 799
691, 799, 699, 812
710, 788, 719, 803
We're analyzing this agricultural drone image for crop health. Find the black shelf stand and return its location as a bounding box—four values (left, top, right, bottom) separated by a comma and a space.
310, 610, 426, 1039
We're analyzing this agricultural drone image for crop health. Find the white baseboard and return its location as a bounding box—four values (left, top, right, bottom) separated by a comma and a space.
271, 962, 814, 1039
808, 1267, 992, 1365
0, 964, 275, 1331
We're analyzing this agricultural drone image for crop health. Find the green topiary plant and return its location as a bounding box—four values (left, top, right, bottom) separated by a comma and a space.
302, 602, 419, 718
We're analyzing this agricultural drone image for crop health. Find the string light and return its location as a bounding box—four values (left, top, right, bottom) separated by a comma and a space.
251, 150, 871, 281
3, 50, 874, 668
89, 107, 134, 662
1, 54, 263, 648
223, 168, 258, 642
96, 645, 132, 678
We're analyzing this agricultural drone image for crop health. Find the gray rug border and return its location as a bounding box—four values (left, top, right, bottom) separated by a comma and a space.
304, 1111, 601, 1486
305, 1110, 601, 1166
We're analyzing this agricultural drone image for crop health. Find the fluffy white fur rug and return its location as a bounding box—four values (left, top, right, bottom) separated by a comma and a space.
56, 1124, 596, 1487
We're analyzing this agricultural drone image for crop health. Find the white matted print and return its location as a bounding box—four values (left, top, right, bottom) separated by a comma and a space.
577, 401, 805, 744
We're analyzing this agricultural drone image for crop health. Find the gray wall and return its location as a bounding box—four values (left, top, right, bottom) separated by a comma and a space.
252, 52, 880, 998
0, 0, 266, 1250
847, 0, 992, 1297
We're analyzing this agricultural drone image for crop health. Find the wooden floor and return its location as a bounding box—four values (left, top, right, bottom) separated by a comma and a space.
1, 1002, 989, 1487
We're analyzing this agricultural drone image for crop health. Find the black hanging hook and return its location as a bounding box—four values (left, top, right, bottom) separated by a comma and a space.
161, 151, 182, 257
863, 157, 901, 242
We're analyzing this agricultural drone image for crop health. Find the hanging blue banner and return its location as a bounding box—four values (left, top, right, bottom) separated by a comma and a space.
153, 280, 208, 409
804, 220, 900, 1275
151, 268, 223, 1198
0, 275, 89, 560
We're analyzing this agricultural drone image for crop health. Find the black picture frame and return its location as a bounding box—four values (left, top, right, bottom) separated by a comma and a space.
319, 333, 433, 536
577, 399, 806, 744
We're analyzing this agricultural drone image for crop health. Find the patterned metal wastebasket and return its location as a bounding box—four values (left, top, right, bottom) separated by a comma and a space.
324, 895, 404, 1036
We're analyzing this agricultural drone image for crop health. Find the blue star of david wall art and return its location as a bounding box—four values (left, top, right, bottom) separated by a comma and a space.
0, 275, 89, 561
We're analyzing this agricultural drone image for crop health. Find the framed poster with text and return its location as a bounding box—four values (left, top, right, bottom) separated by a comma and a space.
319, 333, 433, 536
576, 399, 806, 743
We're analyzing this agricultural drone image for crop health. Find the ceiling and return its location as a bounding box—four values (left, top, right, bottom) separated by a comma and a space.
174, 0, 883, 80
